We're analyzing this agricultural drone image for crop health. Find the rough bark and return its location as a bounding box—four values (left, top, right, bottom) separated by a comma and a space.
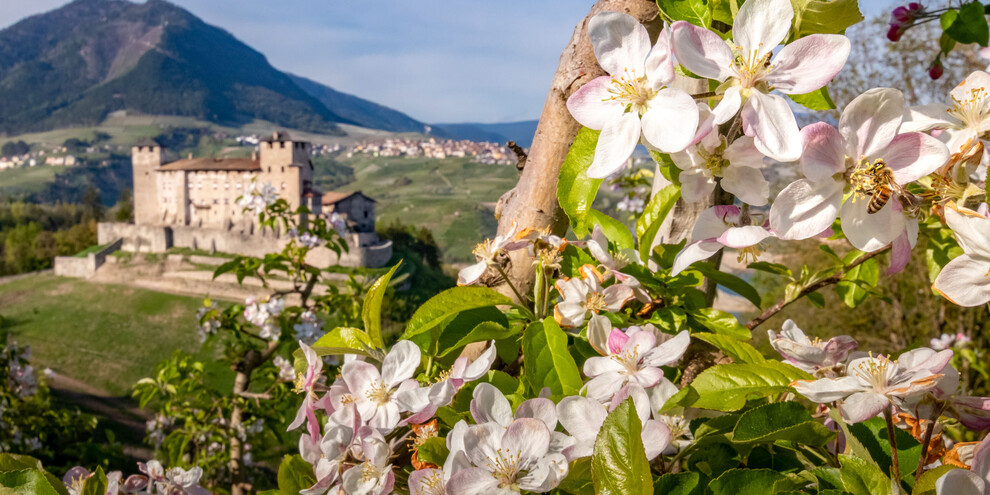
494, 0, 662, 295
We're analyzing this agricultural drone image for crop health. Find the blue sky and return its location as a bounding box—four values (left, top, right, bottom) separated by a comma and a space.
1, 1, 895, 124
1, 0, 590, 124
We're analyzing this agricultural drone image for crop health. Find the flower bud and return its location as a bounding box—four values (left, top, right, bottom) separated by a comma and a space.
908, 2, 922, 11
891, 6, 912, 23
929, 60, 944, 80
887, 24, 904, 42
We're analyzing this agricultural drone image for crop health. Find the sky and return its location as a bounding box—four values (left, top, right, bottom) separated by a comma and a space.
0, 0, 591, 124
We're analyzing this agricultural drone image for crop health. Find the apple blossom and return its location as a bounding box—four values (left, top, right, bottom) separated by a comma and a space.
933, 202, 990, 307
446, 418, 569, 494
566, 12, 698, 178
237, 181, 278, 214
299, 414, 357, 495
341, 340, 424, 431
288, 341, 324, 443
402, 342, 498, 425
340, 427, 395, 495
670, 0, 850, 161
671, 205, 776, 276
556, 392, 670, 461
899, 349, 990, 430
904, 71, 990, 156
582, 318, 689, 402
792, 348, 951, 423
768, 319, 857, 376
553, 264, 635, 327
770, 88, 949, 251
469, 383, 558, 432
936, 433, 990, 495
649, 378, 693, 454
457, 222, 525, 286
409, 468, 450, 495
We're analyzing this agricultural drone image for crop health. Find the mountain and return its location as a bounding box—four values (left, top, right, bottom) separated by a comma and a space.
288, 74, 426, 133
432, 120, 539, 147
0, 0, 419, 136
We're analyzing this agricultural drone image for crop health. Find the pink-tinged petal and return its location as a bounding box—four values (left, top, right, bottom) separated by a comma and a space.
587, 111, 641, 179
642, 330, 690, 368
631, 366, 664, 389
624, 330, 657, 354
470, 383, 513, 426
732, 0, 793, 58
899, 348, 953, 374
792, 376, 864, 403
742, 91, 801, 162
934, 469, 985, 495
589, 12, 651, 75
721, 166, 769, 206
840, 197, 906, 252
557, 396, 607, 445
670, 21, 735, 80
607, 328, 630, 355
724, 136, 765, 168
944, 202, 990, 258
381, 340, 421, 386
566, 76, 622, 130
341, 361, 381, 396
693, 205, 739, 239
769, 34, 850, 94
603, 284, 635, 311
800, 122, 847, 182
839, 88, 905, 158
769, 178, 843, 240
887, 228, 912, 275
502, 418, 552, 462
712, 86, 743, 124
584, 356, 625, 378
679, 171, 717, 203
882, 132, 950, 184
459, 341, 497, 382
587, 314, 612, 356
970, 432, 990, 478
842, 391, 890, 423
642, 420, 672, 460
901, 102, 955, 133
408, 469, 445, 495
583, 371, 628, 401
457, 261, 487, 286
671, 240, 722, 275
933, 255, 990, 307
641, 88, 698, 152
516, 398, 558, 431
718, 225, 773, 248
462, 422, 504, 467
447, 467, 501, 495
645, 27, 675, 88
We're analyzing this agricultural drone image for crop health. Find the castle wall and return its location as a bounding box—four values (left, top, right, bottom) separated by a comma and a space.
98, 223, 171, 252
54, 238, 122, 278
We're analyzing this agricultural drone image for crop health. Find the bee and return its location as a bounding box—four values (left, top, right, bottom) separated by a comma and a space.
860, 160, 910, 214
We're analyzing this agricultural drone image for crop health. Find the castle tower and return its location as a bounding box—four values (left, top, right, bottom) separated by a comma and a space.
132, 138, 163, 225
259, 131, 313, 211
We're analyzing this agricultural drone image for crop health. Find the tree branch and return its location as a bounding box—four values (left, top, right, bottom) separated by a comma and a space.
745, 248, 889, 330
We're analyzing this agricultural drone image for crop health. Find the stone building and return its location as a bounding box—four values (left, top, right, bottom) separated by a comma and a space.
323, 191, 376, 233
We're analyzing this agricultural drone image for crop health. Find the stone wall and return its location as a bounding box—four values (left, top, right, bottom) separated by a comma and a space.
98, 223, 170, 252
54, 238, 123, 278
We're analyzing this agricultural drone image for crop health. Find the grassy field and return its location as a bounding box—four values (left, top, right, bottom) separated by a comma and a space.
0, 273, 232, 395
0, 165, 64, 195
326, 155, 519, 262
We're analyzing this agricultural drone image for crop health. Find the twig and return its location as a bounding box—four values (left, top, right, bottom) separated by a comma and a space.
691, 91, 718, 99
884, 408, 901, 492
745, 248, 889, 330
915, 406, 943, 484
507, 141, 528, 172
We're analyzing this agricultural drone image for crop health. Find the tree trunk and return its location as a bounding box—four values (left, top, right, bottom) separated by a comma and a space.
494, 0, 662, 295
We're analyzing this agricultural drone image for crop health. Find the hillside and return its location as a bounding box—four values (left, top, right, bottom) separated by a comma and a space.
433, 120, 539, 147
0, 0, 419, 135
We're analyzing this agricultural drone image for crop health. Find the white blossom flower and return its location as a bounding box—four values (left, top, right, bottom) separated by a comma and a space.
582, 318, 689, 402
903, 70, 990, 156
288, 341, 324, 443
341, 340, 423, 431
273, 355, 296, 382
237, 181, 278, 214
294, 310, 324, 344
457, 222, 525, 286
617, 196, 646, 213
936, 431, 990, 495
566, 12, 698, 178
670, 0, 849, 161
671, 205, 776, 276
299, 416, 357, 495
557, 391, 670, 461
553, 264, 635, 327
768, 320, 857, 376
341, 428, 395, 495
649, 378, 693, 454
770, 88, 948, 251
409, 468, 450, 495
933, 202, 990, 307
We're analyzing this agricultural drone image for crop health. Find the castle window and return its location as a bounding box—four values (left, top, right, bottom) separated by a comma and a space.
281, 166, 284, 173
268, 167, 271, 172
364, 211, 369, 218
279, 142, 285, 149
213, 199, 219, 205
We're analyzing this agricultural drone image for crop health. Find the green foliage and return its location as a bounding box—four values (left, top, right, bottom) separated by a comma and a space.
557, 127, 605, 238
362, 261, 401, 349
732, 402, 833, 445
839, 454, 891, 495
707, 469, 787, 495
415, 437, 449, 467
400, 286, 513, 351
788, 87, 837, 111
940, 2, 990, 46
636, 184, 681, 263
522, 318, 583, 396
658, 0, 713, 27
276, 455, 318, 495
677, 361, 812, 411
591, 399, 653, 495
652, 472, 700, 495
693, 333, 765, 364
791, 0, 864, 37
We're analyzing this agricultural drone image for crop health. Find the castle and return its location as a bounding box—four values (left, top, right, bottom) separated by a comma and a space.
92, 132, 392, 268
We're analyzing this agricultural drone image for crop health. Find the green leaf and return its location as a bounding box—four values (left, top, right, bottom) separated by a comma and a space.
416, 437, 450, 467
848, 417, 922, 482
788, 87, 836, 110
557, 127, 603, 237
559, 458, 594, 495
691, 308, 752, 340
690, 262, 762, 308
791, 0, 864, 37
0, 455, 42, 473
362, 261, 401, 349
692, 333, 765, 364
277, 455, 318, 495
915, 465, 959, 495
80, 467, 108, 495
652, 472, 700, 495
658, 0, 713, 27
588, 209, 635, 251
942, 2, 990, 46
0, 469, 66, 495
709, 469, 787, 495
437, 321, 518, 357
591, 399, 653, 495
523, 318, 583, 395
836, 257, 879, 308
401, 286, 513, 347
747, 261, 792, 278
732, 402, 834, 446
840, 454, 891, 495
433, 307, 510, 362
687, 361, 812, 411
688, 442, 741, 477
636, 184, 681, 263
311, 327, 373, 356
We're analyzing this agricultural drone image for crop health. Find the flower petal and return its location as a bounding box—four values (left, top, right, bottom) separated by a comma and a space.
933, 255, 990, 307
587, 111, 641, 179
516, 398, 559, 431
587, 314, 612, 356
671, 240, 722, 275
641, 88, 698, 153
557, 396, 607, 446
718, 225, 773, 248
721, 166, 770, 206
839, 88, 905, 158
642, 331, 691, 368
724, 136, 765, 168
645, 27, 675, 88
679, 172, 717, 203
840, 197, 906, 252
934, 469, 985, 495
670, 20, 735, 81
447, 467, 501, 495
900, 102, 955, 133
792, 376, 864, 403
842, 391, 890, 423
457, 261, 488, 286
642, 420, 672, 460
770, 178, 843, 240
589, 11, 651, 76
769, 34, 850, 94
742, 91, 801, 162
800, 122, 847, 182
712, 86, 743, 124
381, 340, 421, 386
944, 202, 990, 258
732, 0, 793, 58
502, 418, 552, 463
566, 76, 622, 130
470, 383, 513, 427
881, 132, 950, 184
